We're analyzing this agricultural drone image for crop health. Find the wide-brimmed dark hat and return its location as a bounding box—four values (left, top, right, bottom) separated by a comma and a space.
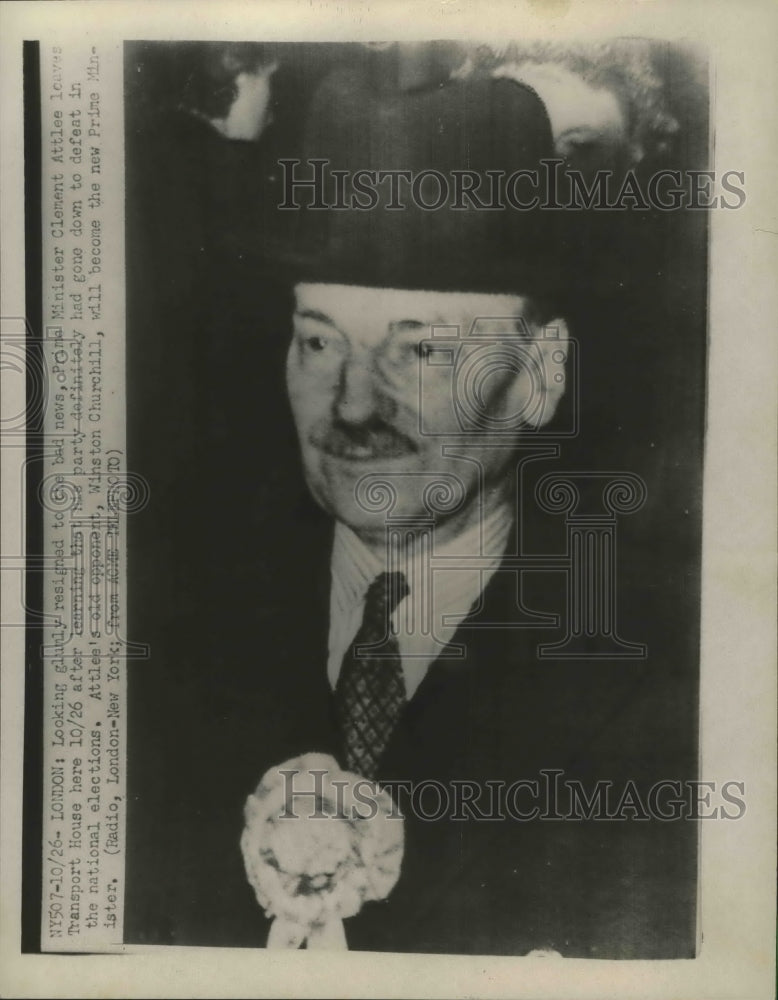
256, 65, 569, 301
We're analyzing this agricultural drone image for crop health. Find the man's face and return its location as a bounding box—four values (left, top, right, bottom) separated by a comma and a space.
287, 283, 567, 543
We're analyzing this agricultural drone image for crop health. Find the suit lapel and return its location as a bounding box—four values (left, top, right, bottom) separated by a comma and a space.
361, 533, 657, 949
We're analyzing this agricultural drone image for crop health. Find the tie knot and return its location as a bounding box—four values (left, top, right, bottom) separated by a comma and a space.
364, 571, 409, 619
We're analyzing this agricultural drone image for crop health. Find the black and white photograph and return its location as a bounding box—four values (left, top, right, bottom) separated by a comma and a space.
123, 36, 709, 957
0, 2, 775, 998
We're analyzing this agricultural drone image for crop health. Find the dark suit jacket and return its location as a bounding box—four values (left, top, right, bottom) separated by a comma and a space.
124, 488, 698, 958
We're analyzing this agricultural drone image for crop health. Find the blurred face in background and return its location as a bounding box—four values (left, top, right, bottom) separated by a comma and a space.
492, 61, 628, 165
209, 60, 279, 141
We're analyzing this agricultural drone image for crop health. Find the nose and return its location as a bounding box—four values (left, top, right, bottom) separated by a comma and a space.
334, 356, 384, 425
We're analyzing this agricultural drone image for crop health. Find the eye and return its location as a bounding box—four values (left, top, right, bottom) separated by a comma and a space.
382, 339, 451, 369
417, 342, 451, 361
292, 322, 346, 369
294, 325, 336, 354
293, 310, 344, 358
387, 340, 428, 365
303, 334, 328, 352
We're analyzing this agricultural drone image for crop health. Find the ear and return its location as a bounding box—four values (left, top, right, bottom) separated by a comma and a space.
532, 317, 569, 428
503, 317, 570, 430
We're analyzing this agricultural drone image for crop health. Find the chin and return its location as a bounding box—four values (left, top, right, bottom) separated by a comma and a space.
305, 454, 461, 531
322, 496, 390, 539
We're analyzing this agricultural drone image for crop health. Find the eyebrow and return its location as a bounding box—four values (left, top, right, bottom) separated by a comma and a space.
293, 311, 449, 340
294, 308, 335, 325
389, 319, 429, 332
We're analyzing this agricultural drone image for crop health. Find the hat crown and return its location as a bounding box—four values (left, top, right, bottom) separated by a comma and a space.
271, 66, 564, 298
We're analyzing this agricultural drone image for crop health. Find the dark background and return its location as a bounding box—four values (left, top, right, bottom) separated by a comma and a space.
121, 40, 708, 953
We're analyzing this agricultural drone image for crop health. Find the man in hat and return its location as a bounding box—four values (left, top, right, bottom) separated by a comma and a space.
125, 62, 698, 958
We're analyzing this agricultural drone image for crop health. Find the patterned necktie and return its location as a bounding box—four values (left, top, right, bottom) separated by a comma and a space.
334, 571, 410, 779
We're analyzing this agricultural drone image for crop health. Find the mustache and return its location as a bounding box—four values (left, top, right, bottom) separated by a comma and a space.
309, 419, 418, 459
